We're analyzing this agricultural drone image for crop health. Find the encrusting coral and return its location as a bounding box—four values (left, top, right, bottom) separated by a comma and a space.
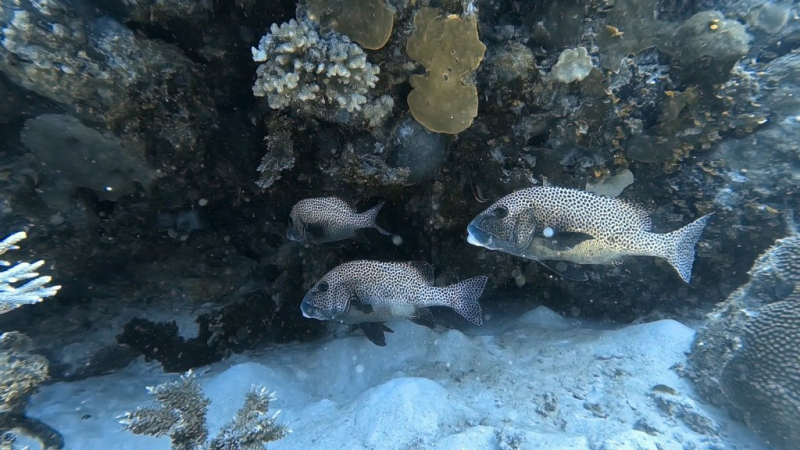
406, 7, 486, 134
307, 0, 394, 50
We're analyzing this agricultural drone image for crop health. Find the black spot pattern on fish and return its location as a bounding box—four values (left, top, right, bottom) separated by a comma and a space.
287, 197, 390, 243
468, 186, 711, 282
301, 260, 487, 326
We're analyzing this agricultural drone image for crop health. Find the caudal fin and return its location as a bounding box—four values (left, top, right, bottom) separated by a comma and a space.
441, 276, 488, 326
361, 201, 393, 236
664, 214, 712, 283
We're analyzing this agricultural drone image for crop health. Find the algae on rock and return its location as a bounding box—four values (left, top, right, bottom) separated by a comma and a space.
746, 3, 791, 34
597, 0, 665, 72
307, 0, 394, 50
666, 11, 750, 84
406, 7, 486, 135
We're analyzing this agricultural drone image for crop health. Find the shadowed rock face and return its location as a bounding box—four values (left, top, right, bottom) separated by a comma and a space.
0, 0, 216, 155
689, 235, 800, 449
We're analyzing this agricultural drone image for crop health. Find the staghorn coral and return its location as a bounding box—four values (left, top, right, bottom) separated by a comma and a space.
120, 372, 210, 450
689, 235, 800, 449
120, 371, 287, 450
0, 232, 60, 315
208, 387, 289, 450
406, 7, 486, 134
252, 18, 380, 115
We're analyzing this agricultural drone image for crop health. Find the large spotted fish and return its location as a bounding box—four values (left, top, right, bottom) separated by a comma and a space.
287, 197, 392, 243
466, 186, 711, 283
301, 260, 487, 346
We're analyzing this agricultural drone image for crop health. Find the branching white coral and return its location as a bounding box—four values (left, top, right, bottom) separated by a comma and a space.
0, 232, 61, 315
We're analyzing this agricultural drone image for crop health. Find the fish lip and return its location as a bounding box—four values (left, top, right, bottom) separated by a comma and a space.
300, 299, 322, 320
301, 297, 341, 321
466, 223, 492, 248
286, 228, 301, 242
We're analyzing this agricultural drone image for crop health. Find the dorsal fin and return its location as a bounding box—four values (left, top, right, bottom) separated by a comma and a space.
406, 261, 435, 284
617, 197, 652, 231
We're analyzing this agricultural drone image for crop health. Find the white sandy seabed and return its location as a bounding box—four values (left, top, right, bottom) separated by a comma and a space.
26, 305, 769, 450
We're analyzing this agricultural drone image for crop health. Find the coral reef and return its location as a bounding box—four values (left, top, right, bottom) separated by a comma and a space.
120, 371, 287, 450
252, 18, 380, 116
689, 235, 800, 449
406, 7, 486, 134
0, 332, 63, 449
551, 47, 594, 84
0, 332, 48, 414
307, 0, 394, 50
0, 3, 797, 446
0, 232, 60, 315
0, 0, 216, 154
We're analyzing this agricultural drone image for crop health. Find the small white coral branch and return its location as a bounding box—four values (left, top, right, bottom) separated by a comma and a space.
0, 231, 61, 314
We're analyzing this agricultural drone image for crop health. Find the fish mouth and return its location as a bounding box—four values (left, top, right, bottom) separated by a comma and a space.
467, 223, 494, 248
286, 228, 301, 242
301, 297, 341, 321
300, 300, 325, 320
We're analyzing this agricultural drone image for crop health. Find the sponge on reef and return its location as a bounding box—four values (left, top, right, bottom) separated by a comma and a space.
406, 7, 486, 135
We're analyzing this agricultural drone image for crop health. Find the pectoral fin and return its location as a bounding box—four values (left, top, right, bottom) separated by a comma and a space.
408, 307, 436, 329
352, 303, 374, 314
359, 322, 394, 347
305, 223, 327, 241
537, 231, 595, 252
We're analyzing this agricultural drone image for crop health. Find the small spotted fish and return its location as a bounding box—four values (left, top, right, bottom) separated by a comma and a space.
287, 197, 392, 244
466, 186, 711, 283
301, 260, 487, 346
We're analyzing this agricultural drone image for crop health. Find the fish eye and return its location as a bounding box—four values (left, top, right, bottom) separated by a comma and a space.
317, 281, 329, 293
493, 205, 509, 218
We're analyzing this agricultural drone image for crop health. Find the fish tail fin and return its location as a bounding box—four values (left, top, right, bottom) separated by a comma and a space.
662, 214, 713, 283
362, 201, 392, 236
439, 276, 488, 326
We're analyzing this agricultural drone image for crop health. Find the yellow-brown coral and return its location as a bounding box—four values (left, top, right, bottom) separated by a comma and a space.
406, 8, 486, 134
307, 0, 394, 50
